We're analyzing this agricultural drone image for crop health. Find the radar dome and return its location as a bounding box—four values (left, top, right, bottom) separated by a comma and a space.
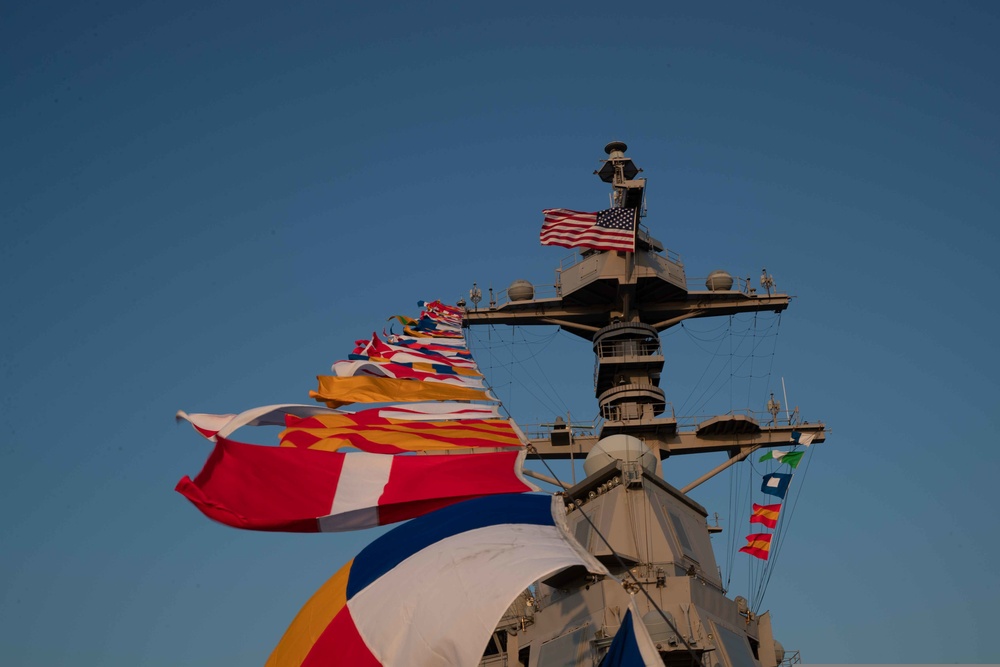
583, 434, 657, 477
706, 270, 734, 291
507, 280, 534, 302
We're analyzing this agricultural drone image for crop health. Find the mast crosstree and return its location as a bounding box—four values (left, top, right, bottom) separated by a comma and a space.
464, 142, 825, 469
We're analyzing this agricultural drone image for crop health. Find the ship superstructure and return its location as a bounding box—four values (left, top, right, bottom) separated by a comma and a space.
466, 142, 826, 667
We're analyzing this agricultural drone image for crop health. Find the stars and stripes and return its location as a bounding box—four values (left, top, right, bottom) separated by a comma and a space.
540, 207, 637, 252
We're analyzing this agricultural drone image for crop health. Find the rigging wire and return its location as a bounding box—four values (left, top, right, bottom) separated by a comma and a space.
466, 325, 567, 419
730, 315, 734, 415
675, 319, 732, 417
745, 312, 759, 411
515, 325, 571, 416
724, 452, 754, 593
685, 316, 781, 418
752, 444, 816, 615
725, 460, 738, 589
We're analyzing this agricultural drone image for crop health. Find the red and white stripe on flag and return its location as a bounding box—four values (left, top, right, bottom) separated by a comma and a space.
175, 439, 537, 532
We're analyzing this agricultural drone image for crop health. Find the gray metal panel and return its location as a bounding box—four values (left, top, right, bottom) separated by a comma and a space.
712, 621, 758, 667
535, 626, 594, 667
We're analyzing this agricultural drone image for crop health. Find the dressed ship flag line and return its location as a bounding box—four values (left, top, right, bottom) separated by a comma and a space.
176, 143, 829, 666
176, 299, 543, 534
738, 428, 816, 561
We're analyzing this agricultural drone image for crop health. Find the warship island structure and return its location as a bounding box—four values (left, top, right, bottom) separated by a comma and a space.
465, 142, 827, 667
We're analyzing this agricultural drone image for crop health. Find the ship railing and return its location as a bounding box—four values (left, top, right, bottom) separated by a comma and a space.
474, 246, 713, 312
473, 282, 562, 310
522, 420, 599, 442
556, 243, 684, 271
594, 338, 662, 359
599, 401, 675, 423
780, 650, 802, 666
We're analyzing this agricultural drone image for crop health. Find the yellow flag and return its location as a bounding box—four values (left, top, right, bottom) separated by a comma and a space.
310, 375, 493, 408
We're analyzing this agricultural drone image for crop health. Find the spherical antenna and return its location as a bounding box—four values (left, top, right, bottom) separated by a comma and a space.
583, 434, 656, 477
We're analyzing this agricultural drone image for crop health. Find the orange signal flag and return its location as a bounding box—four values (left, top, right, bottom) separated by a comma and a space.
310, 375, 494, 408
280, 416, 523, 454
750, 503, 781, 529
739, 533, 772, 560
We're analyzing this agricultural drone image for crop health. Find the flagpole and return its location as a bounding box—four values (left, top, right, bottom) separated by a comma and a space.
628, 206, 637, 287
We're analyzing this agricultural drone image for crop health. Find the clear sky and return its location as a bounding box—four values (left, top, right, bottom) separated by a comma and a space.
2, 1, 998, 664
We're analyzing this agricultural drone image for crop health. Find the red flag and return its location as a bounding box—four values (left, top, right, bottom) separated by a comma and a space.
176, 438, 535, 532
282, 413, 523, 453
739, 533, 772, 560
750, 502, 781, 529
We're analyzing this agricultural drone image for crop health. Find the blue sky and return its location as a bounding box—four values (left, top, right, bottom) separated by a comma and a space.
2, 1, 998, 664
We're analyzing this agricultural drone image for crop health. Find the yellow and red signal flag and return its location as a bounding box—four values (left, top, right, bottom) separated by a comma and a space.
176, 403, 508, 444
749, 502, 781, 529
310, 375, 494, 409
176, 438, 537, 533
280, 413, 524, 454
739, 533, 773, 560
331, 360, 486, 388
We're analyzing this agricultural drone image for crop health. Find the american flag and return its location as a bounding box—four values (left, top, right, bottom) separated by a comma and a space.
539, 207, 637, 252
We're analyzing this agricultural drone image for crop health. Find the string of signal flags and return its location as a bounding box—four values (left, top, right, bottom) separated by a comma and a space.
739, 430, 816, 560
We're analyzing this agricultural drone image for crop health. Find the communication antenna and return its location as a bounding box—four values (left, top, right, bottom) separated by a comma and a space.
781, 377, 791, 425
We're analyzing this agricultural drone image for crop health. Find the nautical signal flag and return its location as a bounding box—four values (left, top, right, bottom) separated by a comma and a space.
175, 438, 537, 532
761, 472, 793, 499
310, 375, 495, 408
176, 403, 507, 444
388, 334, 468, 349
540, 208, 637, 252
758, 449, 804, 469
750, 503, 781, 529
177, 404, 342, 441
352, 332, 477, 368
279, 414, 524, 454
330, 360, 487, 389
791, 430, 816, 446
266, 494, 608, 667
368, 402, 502, 421
739, 533, 773, 560
598, 603, 664, 667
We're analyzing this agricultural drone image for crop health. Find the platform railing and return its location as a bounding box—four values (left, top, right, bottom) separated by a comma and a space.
594, 339, 662, 359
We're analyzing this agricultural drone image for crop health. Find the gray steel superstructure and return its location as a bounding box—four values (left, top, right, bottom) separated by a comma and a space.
466, 143, 826, 667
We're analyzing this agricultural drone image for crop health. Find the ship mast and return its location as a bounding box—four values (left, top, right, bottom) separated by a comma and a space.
464, 142, 825, 484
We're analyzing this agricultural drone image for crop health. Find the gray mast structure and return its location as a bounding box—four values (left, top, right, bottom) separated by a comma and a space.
464, 141, 825, 485
465, 143, 826, 667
